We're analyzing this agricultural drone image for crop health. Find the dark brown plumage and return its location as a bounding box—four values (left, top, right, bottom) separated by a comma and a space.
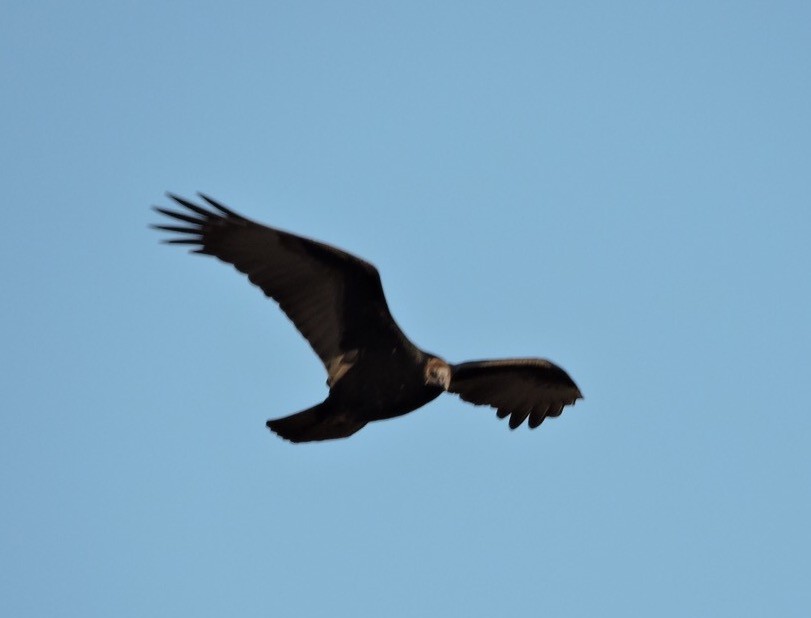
153, 193, 583, 443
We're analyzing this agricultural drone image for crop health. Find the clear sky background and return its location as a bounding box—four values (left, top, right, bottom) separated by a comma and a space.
2, 2, 810, 616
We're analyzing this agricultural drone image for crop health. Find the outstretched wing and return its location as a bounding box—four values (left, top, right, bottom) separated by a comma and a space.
152, 193, 407, 381
448, 359, 582, 429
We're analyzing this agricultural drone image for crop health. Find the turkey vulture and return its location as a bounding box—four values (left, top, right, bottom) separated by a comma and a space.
153, 194, 583, 443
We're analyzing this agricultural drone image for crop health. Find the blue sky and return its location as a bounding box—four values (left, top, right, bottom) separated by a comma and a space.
2, 1, 810, 616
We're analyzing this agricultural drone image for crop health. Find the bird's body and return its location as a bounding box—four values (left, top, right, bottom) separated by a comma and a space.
273, 349, 447, 442
153, 194, 583, 443
328, 348, 444, 421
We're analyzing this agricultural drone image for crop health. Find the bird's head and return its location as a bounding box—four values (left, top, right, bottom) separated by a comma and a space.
424, 357, 451, 390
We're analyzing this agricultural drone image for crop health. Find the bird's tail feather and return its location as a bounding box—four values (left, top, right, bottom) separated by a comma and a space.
266, 402, 366, 443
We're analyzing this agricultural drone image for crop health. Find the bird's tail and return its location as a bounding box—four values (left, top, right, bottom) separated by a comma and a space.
266, 402, 366, 443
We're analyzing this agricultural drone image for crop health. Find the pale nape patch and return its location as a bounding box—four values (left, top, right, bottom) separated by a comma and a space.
424, 357, 451, 390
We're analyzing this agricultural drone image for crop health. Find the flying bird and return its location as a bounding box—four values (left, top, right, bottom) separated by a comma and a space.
153, 194, 583, 443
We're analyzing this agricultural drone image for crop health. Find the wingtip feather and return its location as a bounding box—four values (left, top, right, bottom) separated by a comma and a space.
198, 192, 239, 218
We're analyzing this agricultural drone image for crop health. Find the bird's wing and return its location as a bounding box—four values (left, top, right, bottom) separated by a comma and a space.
448, 359, 583, 429
152, 194, 406, 381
